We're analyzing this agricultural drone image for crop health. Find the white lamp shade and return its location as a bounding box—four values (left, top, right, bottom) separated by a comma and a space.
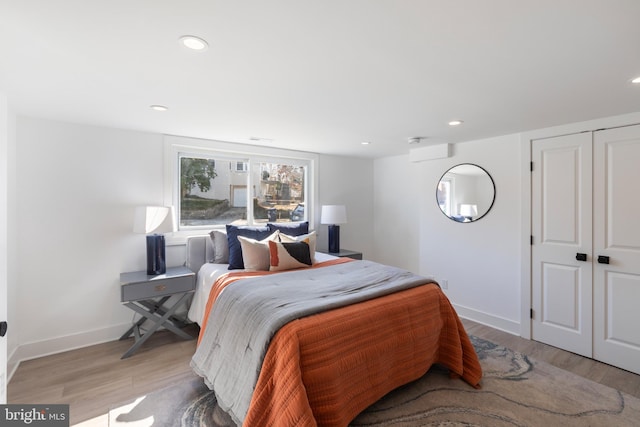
321, 205, 347, 225
133, 206, 175, 234
459, 204, 478, 217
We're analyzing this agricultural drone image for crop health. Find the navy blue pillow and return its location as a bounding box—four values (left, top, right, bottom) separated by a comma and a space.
267, 221, 309, 236
226, 224, 271, 270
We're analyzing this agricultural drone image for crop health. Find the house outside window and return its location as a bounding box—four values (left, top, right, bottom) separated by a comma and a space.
165, 136, 316, 231
180, 155, 248, 227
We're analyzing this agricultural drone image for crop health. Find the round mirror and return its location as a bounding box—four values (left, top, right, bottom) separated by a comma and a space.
436, 163, 495, 223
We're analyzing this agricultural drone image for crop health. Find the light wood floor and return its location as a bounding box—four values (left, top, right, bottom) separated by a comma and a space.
8, 320, 640, 426
8, 324, 202, 426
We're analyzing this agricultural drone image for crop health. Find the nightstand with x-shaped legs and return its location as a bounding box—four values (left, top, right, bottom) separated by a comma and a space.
119, 266, 196, 359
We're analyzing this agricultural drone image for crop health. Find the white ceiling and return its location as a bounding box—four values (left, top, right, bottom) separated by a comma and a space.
1, 1, 639, 158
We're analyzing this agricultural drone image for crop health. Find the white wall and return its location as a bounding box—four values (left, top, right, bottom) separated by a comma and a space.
9, 117, 374, 367
317, 154, 374, 258
12, 117, 169, 363
374, 135, 522, 334
370, 155, 422, 271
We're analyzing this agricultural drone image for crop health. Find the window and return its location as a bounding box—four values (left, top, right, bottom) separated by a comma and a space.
437, 178, 452, 216
179, 154, 248, 227
253, 162, 305, 224
235, 161, 248, 172
165, 136, 316, 231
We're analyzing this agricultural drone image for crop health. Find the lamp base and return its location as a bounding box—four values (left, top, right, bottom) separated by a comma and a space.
146, 234, 166, 275
328, 225, 340, 253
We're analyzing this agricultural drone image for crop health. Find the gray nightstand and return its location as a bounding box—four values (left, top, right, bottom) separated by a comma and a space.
320, 249, 363, 260
119, 266, 196, 359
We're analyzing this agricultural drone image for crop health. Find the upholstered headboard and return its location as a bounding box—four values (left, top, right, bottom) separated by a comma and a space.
185, 235, 210, 274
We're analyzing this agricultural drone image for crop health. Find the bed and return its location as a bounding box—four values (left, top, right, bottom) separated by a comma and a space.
185, 224, 482, 427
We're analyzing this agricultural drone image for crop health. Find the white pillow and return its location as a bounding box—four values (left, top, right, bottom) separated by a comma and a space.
237, 230, 280, 271
279, 231, 317, 263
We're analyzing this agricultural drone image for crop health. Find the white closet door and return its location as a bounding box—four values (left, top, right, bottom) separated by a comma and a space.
531, 133, 593, 357
593, 125, 640, 374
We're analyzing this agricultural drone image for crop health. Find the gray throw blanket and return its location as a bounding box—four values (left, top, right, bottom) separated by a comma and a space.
190, 260, 432, 425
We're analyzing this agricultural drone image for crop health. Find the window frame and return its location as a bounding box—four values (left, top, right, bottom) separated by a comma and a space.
164, 135, 318, 241
438, 177, 454, 216
235, 161, 248, 173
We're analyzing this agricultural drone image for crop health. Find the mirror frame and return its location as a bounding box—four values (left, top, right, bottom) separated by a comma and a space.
436, 163, 496, 223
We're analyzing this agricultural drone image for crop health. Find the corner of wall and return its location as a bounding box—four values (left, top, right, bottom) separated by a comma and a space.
8, 322, 131, 382
7, 347, 19, 384
453, 303, 521, 336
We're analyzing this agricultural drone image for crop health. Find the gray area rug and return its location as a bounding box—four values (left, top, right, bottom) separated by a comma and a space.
109, 336, 640, 426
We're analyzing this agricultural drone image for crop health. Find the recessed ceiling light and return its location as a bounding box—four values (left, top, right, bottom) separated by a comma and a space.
631, 76, 640, 84
179, 35, 209, 51
361, 141, 371, 145
150, 105, 168, 111
448, 120, 463, 126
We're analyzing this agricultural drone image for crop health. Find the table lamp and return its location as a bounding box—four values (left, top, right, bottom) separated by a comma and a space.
459, 204, 478, 222
133, 206, 175, 275
321, 205, 347, 253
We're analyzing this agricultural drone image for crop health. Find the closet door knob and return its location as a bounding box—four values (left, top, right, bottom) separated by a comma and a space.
576, 253, 587, 262
597, 255, 610, 264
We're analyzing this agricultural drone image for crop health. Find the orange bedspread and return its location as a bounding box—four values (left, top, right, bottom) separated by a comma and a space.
199, 260, 482, 427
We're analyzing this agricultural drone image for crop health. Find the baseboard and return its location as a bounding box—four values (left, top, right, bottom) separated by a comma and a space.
8, 322, 131, 382
7, 347, 19, 384
453, 303, 521, 336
